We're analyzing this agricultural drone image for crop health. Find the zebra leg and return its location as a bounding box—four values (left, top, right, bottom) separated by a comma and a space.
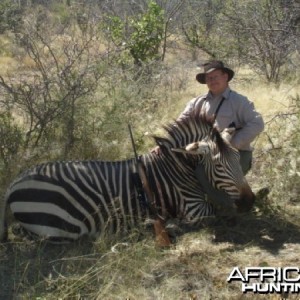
195, 164, 237, 216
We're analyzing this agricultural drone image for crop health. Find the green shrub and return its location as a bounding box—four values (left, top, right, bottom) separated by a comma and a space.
103, 1, 164, 66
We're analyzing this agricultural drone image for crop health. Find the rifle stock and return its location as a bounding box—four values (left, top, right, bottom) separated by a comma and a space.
137, 161, 171, 248
128, 124, 171, 248
153, 219, 172, 248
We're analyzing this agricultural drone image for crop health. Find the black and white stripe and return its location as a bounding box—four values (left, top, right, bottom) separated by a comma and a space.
1, 108, 254, 241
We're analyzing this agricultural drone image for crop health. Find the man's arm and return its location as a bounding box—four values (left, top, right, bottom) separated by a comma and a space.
177, 96, 206, 121
231, 100, 264, 150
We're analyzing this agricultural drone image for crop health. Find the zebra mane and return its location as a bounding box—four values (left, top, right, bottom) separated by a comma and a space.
153, 106, 229, 154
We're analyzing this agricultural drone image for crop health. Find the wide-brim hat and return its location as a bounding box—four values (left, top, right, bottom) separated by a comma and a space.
196, 60, 235, 84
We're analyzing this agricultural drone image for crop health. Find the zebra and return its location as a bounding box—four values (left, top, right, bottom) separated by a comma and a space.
0, 108, 255, 241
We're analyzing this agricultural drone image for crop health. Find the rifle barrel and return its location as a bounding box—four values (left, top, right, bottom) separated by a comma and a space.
128, 124, 139, 162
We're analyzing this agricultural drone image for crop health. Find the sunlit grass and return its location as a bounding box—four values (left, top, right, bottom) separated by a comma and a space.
0, 56, 16, 76
0, 33, 299, 299
3, 218, 300, 299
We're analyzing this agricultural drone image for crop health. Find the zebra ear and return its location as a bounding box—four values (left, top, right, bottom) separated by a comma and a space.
152, 136, 172, 154
172, 141, 210, 155
153, 136, 170, 147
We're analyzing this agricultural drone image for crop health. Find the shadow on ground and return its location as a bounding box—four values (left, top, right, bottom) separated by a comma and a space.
0, 236, 96, 300
0, 225, 148, 300
209, 211, 300, 254
1, 211, 299, 299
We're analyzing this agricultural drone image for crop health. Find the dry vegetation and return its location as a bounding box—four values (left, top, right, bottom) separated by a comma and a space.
2, 212, 300, 299
0, 2, 300, 298
1, 58, 299, 299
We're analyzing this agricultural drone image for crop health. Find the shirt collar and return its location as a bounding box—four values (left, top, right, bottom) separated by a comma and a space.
207, 87, 231, 100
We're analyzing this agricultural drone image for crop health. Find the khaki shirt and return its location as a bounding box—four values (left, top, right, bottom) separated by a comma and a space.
178, 88, 264, 151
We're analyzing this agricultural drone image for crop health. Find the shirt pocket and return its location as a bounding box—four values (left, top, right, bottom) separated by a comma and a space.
215, 106, 235, 130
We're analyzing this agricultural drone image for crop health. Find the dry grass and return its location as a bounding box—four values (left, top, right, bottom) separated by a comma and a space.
1, 211, 300, 299
0, 36, 299, 299
0, 56, 16, 76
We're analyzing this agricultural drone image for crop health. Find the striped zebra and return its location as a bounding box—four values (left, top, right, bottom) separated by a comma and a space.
0, 109, 255, 241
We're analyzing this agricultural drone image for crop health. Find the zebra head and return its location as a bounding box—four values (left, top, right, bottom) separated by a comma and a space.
154, 109, 255, 214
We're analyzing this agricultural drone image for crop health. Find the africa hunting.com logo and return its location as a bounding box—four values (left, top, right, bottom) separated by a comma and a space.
227, 267, 300, 294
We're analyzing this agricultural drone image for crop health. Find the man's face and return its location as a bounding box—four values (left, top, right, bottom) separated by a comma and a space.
205, 69, 229, 95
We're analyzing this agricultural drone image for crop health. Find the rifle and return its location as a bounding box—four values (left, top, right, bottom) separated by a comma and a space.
128, 124, 171, 248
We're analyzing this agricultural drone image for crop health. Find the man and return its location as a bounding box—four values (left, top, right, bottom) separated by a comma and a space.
153, 60, 264, 215
179, 60, 264, 175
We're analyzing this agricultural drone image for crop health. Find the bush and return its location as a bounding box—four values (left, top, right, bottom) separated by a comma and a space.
252, 94, 300, 216
0, 0, 23, 34
0, 111, 23, 187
